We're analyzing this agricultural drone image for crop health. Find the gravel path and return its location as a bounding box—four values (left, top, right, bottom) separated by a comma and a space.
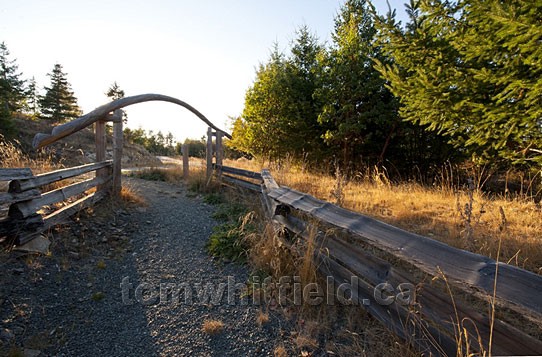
0, 178, 291, 356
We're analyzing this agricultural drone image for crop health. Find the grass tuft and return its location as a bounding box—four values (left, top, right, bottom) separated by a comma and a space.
202, 319, 224, 335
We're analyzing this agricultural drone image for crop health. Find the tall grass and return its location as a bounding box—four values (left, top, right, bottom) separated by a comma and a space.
223, 158, 542, 275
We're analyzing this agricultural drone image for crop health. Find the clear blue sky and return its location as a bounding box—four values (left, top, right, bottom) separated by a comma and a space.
1, 0, 408, 143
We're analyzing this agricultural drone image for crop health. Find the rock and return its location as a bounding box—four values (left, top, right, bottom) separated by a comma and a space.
14, 235, 50, 254
23, 349, 41, 357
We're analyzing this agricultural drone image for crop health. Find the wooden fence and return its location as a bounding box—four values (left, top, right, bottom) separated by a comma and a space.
1, 94, 230, 246
214, 164, 542, 356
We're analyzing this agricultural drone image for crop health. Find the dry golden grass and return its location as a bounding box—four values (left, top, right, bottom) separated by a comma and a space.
256, 310, 270, 327
118, 184, 147, 206
223, 158, 542, 275
0, 135, 61, 174
202, 319, 225, 335
273, 345, 288, 357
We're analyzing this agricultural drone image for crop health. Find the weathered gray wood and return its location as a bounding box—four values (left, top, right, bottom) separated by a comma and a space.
221, 175, 260, 192
0, 189, 42, 206
261, 169, 279, 190
182, 144, 189, 180
323, 228, 542, 355
214, 165, 262, 180
0, 214, 43, 237
9, 175, 110, 219
95, 119, 109, 193
17, 190, 107, 245
9, 161, 112, 193
215, 131, 223, 178
0, 168, 33, 181
112, 110, 123, 196
33, 94, 231, 149
206, 127, 213, 183
268, 186, 542, 316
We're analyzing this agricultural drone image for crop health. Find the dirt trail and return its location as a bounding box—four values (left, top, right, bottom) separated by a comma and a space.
0, 178, 289, 356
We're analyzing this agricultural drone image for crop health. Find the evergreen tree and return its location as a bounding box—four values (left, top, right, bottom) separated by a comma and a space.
235, 29, 325, 163
106, 81, 128, 123
375, 0, 542, 166
40, 63, 81, 122
0, 42, 26, 134
316, 0, 400, 172
24, 77, 40, 118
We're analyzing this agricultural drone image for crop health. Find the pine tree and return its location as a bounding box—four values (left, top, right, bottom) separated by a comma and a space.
24, 77, 40, 118
0, 42, 26, 134
316, 0, 400, 172
106, 81, 127, 123
40, 63, 81, 122
375, 0, 542, 166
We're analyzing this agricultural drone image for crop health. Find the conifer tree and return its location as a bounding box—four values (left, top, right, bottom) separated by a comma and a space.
0, 42, 26, 134
375, 0, 542, 166
40, 63, 81, 122
316, 0, 399, 171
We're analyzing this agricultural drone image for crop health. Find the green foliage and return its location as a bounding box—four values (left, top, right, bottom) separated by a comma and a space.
212, 202, 248, 221
235, 27, 325, 163
206, 221, 249, 263
105, 81, 128, 123
0, 42, 26, 135
375, 0, 542, 166
203, 192, 224, 205
176, 137, 206, 158
131, 168, 168, 181
39, 63, 81, 122
206, 199, 252, 263
124, 126, 176, 155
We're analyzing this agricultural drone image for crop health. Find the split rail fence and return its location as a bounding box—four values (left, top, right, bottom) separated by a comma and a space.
214, 164, 542, 356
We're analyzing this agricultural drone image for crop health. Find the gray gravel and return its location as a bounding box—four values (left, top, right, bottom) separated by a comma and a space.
0, 177, 292, 356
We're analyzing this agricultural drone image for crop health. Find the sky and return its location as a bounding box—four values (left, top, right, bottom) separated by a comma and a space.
1, 0, 408, 144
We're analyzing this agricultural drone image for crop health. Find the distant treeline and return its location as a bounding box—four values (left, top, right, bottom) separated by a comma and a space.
228, 0, 541, 178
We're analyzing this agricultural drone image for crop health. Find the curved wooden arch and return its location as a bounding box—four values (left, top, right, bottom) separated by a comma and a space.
33, 93, 231, 149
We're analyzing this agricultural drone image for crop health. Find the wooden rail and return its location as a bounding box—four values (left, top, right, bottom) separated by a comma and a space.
215, 165, 542, 356
1, 161, 112, 244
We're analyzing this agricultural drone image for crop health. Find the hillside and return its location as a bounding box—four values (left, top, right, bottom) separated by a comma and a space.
11, 116, 162, 168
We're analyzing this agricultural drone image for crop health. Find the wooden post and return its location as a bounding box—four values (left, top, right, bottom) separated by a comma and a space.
95, 118, 107, 192
111, 109, 123, 196
206, 127, 213, 183
215, 131, 223, 181
182, 143, 189, 180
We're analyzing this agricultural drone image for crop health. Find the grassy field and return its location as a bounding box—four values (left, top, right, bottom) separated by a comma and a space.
224, 158, 542, 275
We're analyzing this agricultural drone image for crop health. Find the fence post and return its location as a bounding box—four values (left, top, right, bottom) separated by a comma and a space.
182, 143, 189, 180
111, 109, 123, 196
206, 127, 213, 183
216, 131, 223, 181
95, 118, 107, 192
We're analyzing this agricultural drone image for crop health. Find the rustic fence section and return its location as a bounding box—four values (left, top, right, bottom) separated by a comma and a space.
1, 161, 112, 244
214, 165, 542, 356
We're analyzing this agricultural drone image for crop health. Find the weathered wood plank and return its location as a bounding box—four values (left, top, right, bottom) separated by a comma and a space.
268, 186, 542, 316
32, 94, 231, 149
206, 127, 213, 183
0, 168, 33, 181
8, 161, 112, 193
276, 213, 542, 355
261, 169, 279, 190
215, 131, 223, 173
9, 175, 110, 219
112, 112, 123, 195
215, 165, 262, 181
0, 214, 43, 237
17, 190, 107, 245
0, 189, 42, 206
221, 175, 261, 192
182, 144, 189, 180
